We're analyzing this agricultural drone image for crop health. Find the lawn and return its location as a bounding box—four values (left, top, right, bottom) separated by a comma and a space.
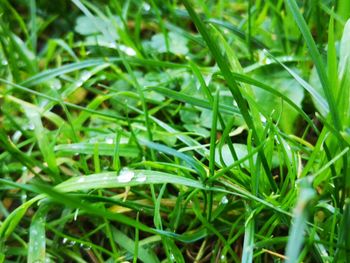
0, 0, 349, 262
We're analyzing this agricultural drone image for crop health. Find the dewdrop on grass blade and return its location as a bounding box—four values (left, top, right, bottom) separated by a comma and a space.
142, 2, 151, 12
67, 240, 76, 247
221, 196, 229, 205
77, 177, 85, 183
80, 243, 92, 250
118, 167, 135, 183
74, 209, 79, 221
80, 71, 92, 82
136, 173, 147, 183
105, 137, 114, 144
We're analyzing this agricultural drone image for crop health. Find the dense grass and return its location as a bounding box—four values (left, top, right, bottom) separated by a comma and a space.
0, 0, 349, 262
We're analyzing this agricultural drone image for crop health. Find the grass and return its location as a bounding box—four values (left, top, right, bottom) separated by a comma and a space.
0, 0, 349, 262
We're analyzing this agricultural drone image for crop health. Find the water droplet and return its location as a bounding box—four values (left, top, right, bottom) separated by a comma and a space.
62, 238, 68, 244
12, 130, 22, 141
118, 168, 135, 183
136, 173, 147, 183
52, 80, 62, 90
169, 253, 175, 262
28, 123, 35, 130
22, 166, 28, 172
119, 45, 136, 56
260, 114, 266, 124
80, 243, 92, 250
75, 80, 84, 87
142, 2, 151, 11
89, 138, 98, 143
105, 137, 114, 144
74, 209, 79, 221
67, 240, 76, 247
220, 254, 226, 262
221, 196, 229, 205
2, 60, 8, 66
80, 71, 92, 82
77, 177, 85, 183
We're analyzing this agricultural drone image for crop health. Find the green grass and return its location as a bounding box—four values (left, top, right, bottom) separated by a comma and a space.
0, 0, 349, 262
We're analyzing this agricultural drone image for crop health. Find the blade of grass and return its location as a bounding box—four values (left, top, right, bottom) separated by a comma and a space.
242, 205, 254, 263
182, 0, 277, 191
28, 205, 48, 263
110, 226, 160, 263
285, 178, 316, 263
207, 90, 219, 221
284, 0, 341, 130
29, 0, 37, 54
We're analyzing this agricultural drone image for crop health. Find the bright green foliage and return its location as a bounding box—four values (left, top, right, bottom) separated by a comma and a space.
0, 0, 349, 262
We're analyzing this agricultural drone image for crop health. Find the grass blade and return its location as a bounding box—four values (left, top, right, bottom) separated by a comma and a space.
28, 206, 48, 263
285, 178, 315, 263
284, 0, 341, 130
182, 0, 277, 191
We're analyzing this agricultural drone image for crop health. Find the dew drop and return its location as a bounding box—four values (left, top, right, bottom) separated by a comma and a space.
105, 137, 114, 144
118, 168, 135, 183
80, 243, 92, 250
28, 123, 35, 130
119, 45, 136, 56
80, 71, 92, 82
67, 240, 76, 247
62, 238, 68, 244
74, 209, 79, 221
52, 80, 62, 90
169, 253, 175, 262
75, 80, 84, 87
142, 2, 151, 12
77, 177, 85, 183
136, 173, 147, 183
221, 196, 229, 205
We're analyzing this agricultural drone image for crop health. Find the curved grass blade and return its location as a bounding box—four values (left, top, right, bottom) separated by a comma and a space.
207, 18, 267, 49
138, 139, 207, 179
110, 227, 160, 263
284, 0, 341, 130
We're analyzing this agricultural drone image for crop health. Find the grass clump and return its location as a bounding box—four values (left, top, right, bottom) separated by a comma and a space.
0, 0, 350, 262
